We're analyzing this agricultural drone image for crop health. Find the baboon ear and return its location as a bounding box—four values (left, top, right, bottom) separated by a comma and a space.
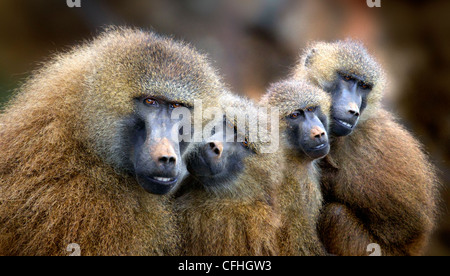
304, 48, 316, 68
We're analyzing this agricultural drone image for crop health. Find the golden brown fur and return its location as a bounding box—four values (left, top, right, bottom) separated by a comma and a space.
293, 40, 439, 256
0, 27, 225, 256
261, 80, 331, 256
176, 93, 283, 256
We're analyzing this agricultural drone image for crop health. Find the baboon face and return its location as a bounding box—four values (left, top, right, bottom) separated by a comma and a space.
328, 71, 373, 136
126, 96, 189, 195
285, 106, 330, 160
186, 117, 254, 188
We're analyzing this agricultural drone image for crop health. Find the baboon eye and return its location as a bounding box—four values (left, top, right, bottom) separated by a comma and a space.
170, 103, 183, 109
306, 106, 317, 112
359, 82, 372, 90
289, 111, 301, 119
144, 98, 158, 106
343, 75, 353, 82
242, 137, 249, 147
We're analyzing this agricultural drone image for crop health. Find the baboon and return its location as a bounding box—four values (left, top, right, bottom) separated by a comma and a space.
293, 39, 439, 256
176, 92, 283, 256
0, 27, 226, 256
260, 79, 331, 256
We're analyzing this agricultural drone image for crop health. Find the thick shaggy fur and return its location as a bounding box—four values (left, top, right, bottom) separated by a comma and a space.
261, 80, 331, 256
293, 40, 439, 256
0, 27, 225, 256
176, 93, 283, 256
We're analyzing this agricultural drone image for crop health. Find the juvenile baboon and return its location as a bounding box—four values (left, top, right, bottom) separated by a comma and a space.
176, 93, 283, 256
293, 40, 439, 256
260, 79, 331, 256
0, 27, 225, 256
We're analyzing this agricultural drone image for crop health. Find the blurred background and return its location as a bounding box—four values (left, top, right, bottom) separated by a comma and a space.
0, 0, 448, 255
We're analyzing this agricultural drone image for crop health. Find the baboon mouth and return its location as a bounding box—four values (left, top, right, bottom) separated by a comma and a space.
137, 174, 179, 195
190, 150, 225, 176
312, 143, 327, 150
334, 118, 355, 129
149, 176, 178, 185
304, 142, 330, 160
151, 176, 176, 183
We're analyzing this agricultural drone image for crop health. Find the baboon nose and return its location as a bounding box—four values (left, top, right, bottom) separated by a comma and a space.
156, 153, 177, 172
207, 141, 223, 158
151, 138, 177, 169
158, 155, 177, 165
310, 126, 326, 140
348, 102, 360, 117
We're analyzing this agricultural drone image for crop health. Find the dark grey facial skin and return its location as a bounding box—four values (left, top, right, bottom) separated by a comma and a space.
327, 72, 373, 137
185, 118, 254, 189
126, 97, 188, 195
285, 107, 330, 160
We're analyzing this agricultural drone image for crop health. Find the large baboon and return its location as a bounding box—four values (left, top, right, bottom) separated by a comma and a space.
0, 27, 225, 256
176, 92, 283, 256
260, 79, 331, 256
293, 40, 439, 256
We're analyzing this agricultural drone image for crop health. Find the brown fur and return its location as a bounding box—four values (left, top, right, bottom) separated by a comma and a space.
294, 40, 439, 256
0, 27, 225, 256
260, 79, 331, 256
318, 109, 438, 255
176, 93, 283, 256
